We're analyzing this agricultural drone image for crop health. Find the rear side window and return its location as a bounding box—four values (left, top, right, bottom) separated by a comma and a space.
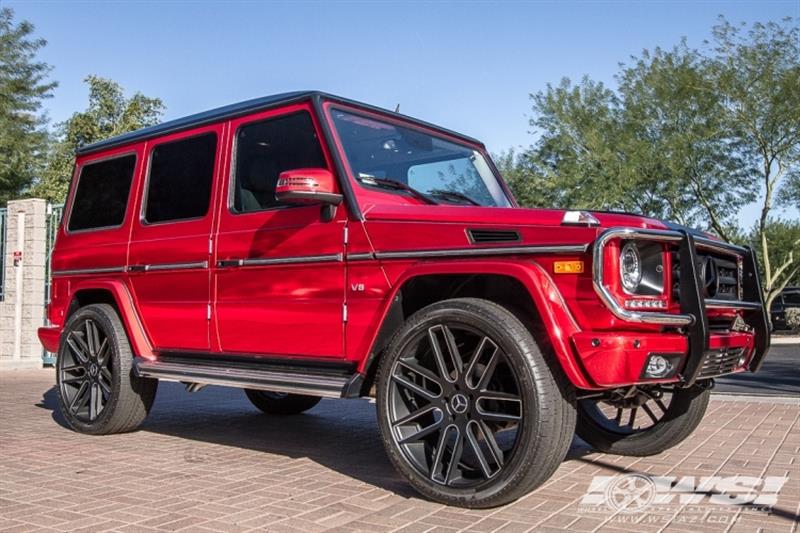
145, 133, 217, 223
69, 154, 136, 232
233, 112, 326, 213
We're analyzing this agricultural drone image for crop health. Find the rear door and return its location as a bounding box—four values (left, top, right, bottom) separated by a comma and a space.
127, 125, 224, 351
213, 104, 346, 358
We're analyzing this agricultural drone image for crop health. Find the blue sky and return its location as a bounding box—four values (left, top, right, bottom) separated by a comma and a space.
7, 0, 799, 224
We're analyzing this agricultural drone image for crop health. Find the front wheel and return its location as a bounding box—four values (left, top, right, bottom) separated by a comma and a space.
576, 383, 710, 456
376, 298, 576, 508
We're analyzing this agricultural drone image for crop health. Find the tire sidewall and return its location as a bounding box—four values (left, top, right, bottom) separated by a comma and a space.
376, 301, 548, 506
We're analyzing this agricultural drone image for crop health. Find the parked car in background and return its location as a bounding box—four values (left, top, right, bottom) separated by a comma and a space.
38, 91, 771, 508
771, 287, 800, 331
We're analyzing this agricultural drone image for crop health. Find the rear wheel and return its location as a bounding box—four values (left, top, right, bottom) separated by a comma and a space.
56, 304, 157, 435
376, 298, 576, 508
576, 383, 710, 456
244, 390, 321, 415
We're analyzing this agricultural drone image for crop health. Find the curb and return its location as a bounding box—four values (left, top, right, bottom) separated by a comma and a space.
771, 336, 799, 345
711, 393, 799, 405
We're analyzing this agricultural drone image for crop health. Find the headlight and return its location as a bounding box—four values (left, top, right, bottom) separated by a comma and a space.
620, 242, 642, 293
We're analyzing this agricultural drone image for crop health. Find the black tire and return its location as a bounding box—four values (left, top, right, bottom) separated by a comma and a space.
56, 304, 157, 435
376, 297, 576, 508
244, 390, 322, 415
576, 384, 710, 456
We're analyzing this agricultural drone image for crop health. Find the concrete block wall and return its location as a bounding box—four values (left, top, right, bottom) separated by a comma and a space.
0, 199, 48, 370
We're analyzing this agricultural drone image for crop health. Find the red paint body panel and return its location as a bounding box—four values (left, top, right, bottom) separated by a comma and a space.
127, 123, 225, 351
41, 93, 763, 394
212, 104, 346, 358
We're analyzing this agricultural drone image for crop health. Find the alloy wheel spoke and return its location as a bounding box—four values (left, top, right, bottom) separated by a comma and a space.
475, 349, 499, 392
398, 419, 443, 445
61, 374, 85, 385
69, 381, 90, 414
66, 333, 90, 364
428, 326, 460, 382
98, 375, 112, 395
96, 338, 110, 365
88, 383, 102, 420
444, 431, 464, 485
429, 424, 456, 482
656, 398, 669, 413
100, 367, 113, 386
466, 422, 494, 479
85, 320, 100, 357
392, 405, 440, 427
391, 373, 439, 402
397, 360, 443, 391
476, 393, 522, 423
465, 337, 498, 389
477, 420, 504, 468
642, 403, 659, 424
627, 407, 638, 427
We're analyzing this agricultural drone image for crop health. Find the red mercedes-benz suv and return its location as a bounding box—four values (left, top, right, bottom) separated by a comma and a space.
39, 91, 770, 508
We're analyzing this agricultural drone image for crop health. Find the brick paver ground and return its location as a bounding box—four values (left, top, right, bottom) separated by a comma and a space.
1, 369, 797, 532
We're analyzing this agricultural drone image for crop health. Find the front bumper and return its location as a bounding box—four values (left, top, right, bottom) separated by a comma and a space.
572, 330, 755, 387
581, 227, 771, 388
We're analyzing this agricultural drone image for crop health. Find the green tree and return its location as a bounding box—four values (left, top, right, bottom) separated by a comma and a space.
711, 18, 800, 311
511, 17, 799, 315
748, 219, 800, 295
32, 75, 164, 202
0, 8, 56, 205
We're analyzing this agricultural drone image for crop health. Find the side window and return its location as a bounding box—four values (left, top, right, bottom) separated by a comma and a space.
144, 133, 217, 223
69, 154, 136, 232
233, 112, 326, 213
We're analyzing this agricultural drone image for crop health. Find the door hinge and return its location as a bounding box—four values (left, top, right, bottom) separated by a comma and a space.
342, 303, 348, 323
208, 237, 213, 256
343, 226, 349, 245
207, 303, 212, 321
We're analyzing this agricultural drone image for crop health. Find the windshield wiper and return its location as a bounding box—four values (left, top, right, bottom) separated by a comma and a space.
357, 176, 438, 205
427, 189, 481, 206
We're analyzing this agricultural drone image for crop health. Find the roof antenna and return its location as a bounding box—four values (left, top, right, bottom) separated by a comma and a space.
394, 104, 400, 113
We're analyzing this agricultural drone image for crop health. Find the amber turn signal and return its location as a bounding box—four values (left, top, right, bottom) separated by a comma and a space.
553, 261, 584, 274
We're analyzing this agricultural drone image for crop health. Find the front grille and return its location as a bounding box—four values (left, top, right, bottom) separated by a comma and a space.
672, 252, 740, 303
696, 347, 746, 379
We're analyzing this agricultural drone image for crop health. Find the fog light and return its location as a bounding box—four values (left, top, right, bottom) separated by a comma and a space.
738, 355, 747, 367
645, 355, 672, 378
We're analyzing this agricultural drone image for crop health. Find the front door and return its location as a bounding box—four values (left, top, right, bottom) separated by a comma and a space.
213, 105, 346, 358
128, 125, 223, 351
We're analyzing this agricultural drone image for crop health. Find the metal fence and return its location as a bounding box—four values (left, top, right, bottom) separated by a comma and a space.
0, 207, 6, 301
42, 203, 63, 365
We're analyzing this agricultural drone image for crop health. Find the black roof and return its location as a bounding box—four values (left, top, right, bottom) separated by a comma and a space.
76, 90, 483, 156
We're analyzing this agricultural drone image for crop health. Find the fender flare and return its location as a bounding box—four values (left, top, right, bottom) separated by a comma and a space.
66, 278, 155, 360
357, 259, 594, 389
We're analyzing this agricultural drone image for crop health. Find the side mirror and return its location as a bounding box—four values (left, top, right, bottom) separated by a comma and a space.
275, 168, 343, 206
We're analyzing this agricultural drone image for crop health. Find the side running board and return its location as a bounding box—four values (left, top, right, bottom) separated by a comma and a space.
135, 355, 363, 399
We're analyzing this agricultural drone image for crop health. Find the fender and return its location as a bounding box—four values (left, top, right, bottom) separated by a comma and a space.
64, 278, 155, 360
357, 259, 595, 389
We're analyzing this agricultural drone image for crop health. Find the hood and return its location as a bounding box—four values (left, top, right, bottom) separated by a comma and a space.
363, 204, 676, 231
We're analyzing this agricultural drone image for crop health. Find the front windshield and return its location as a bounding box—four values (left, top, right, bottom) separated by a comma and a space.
330, 109, 511, 207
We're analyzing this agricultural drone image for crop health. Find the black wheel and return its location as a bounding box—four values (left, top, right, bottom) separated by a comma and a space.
56, 304, 157, 435
576, 383, 710, 456
244, 389, 321, 415
376, 298, 576, 508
